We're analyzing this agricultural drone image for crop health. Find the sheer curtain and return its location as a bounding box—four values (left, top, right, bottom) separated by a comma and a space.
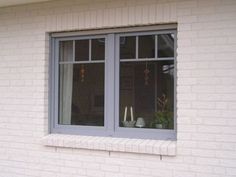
59, 41, 73, 125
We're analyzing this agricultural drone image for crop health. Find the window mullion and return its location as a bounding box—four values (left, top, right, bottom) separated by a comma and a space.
114, 34, 120, 134
136, 36, 138, 59
155, 35, 158, 111
155, 35, 158, 58
105, 34, 115, 135
73, 40, 75, 62
89, 39, 92, 61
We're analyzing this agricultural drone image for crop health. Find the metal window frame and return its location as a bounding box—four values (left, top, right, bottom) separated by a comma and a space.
49, 25, 177, 140
114, 30, 176, 140
51, 35, 109, 136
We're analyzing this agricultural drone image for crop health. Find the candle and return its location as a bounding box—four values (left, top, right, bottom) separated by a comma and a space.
124, 106, 127, 121
130, 106, 134, 121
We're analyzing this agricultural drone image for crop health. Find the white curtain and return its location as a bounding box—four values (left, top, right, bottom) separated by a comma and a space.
59, 41, 73, 125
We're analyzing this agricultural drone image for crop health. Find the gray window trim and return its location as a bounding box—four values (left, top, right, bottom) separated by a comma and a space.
120, 58, 174, 62
51, 24, 176, 37
88, 39, 92, 61
49, 26, 177, 140
155, 35, 158, 58
57, 34, 106, 41
59, 61, 104, 64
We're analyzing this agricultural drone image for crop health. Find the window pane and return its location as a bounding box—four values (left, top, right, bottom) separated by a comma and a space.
138, 35, 155, 58
91, 38, 105, 60
75, 40, 89, 61
120, 36, 136, 59
59, 41, 73, 62
119, 60, 174, 129
158, 33, 174, 58
59, 63, 104, 126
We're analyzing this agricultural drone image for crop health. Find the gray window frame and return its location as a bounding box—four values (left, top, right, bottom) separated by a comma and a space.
49, 26, 177, 140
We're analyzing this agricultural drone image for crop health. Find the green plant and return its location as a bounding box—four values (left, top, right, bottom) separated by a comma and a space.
150, 94, 173, 128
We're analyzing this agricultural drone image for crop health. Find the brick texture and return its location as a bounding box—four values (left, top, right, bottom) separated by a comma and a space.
0, 0, 236, 177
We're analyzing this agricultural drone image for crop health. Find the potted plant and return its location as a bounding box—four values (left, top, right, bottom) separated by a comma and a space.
150, 94, 173, 129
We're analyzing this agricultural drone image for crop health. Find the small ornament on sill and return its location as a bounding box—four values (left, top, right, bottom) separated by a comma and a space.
80, 64, 85, 82
135, 117, 145, 128
144, 62, 150, 85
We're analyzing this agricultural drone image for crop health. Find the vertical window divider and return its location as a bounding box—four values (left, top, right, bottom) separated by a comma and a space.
154, 34, 158, 113
154, 63, 157, 112
106, 34, 115, 136
136, 36, 138, 59
155, 35, 158, 59
89, 39, 92, 61
73, 40, 75, 62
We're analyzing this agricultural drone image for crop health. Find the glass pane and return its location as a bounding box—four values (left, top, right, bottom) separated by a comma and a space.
158, 33, 174, 58
75, 40, 89, 61
138, 35, 155, 58
91, 38, 105, 60
59, 63, 104, 126
120, 36, 136, 59
59, 41, 73, 62
119, 60, 174, 129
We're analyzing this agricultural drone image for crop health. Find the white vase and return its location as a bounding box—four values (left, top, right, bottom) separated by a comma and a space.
135, 117, 145, 128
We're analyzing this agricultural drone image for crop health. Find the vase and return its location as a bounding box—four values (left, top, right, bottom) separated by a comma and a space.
135, 117, 145, 128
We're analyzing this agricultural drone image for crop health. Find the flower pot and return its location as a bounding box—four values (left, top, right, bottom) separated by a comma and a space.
155, 124, 163, 129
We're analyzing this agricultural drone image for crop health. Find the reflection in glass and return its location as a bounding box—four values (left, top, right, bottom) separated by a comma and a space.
91, 38, 105, 60
75, 40, 89, 61
120, 36, 136, 59
138, 35, 155, 58
59, 41, 73, 62
119, 60, 174, 129
59, 63, 104, 126
158, 33, 174, 58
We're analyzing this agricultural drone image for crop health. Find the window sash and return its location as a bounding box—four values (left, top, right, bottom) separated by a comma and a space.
53, 36, 109, 134
50, 28, 177, 140
114, 32, 177, 140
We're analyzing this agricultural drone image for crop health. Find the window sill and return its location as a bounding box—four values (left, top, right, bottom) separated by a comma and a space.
42, 134, 176, 156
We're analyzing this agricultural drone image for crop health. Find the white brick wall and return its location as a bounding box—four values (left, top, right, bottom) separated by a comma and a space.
0, 0, 236, 177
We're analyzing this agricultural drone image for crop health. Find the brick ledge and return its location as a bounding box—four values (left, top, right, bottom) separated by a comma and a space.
42, 134, 176, 156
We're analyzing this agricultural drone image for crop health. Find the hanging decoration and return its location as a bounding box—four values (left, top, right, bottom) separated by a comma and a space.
80, 64, 85, 82
144, 62, 150, 85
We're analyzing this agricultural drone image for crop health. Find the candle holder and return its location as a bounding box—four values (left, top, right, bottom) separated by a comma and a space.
122, 121, 136, 128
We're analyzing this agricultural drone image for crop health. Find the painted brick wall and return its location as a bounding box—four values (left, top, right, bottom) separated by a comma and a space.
0, 0, 236, 177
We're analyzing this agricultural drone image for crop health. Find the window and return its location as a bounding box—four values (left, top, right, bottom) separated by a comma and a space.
59, 38, 105, 127
50, 26, 176, 140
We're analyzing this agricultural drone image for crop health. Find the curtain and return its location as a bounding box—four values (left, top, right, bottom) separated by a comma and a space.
59, 41, 73, 125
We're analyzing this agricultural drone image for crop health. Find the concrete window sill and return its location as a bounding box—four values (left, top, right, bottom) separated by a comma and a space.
42, 134, 176, 156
